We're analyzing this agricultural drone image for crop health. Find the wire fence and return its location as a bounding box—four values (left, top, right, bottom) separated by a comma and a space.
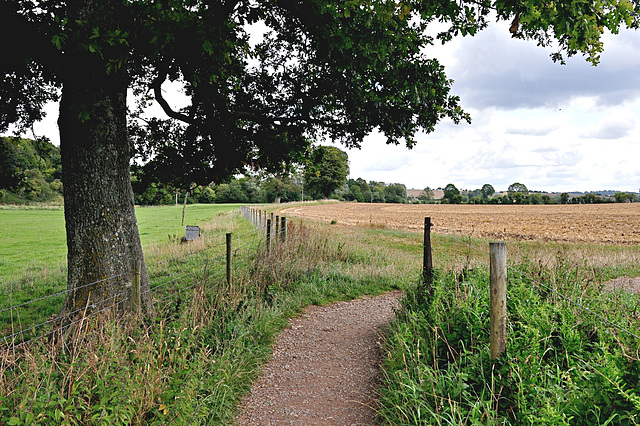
427, 221, 640, 343
5, 210, 637, 352
0, 210, 270, 348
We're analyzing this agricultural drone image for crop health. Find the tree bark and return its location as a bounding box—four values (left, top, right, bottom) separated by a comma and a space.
58, 36, 150, 316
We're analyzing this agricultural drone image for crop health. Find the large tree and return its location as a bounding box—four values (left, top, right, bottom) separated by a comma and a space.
2, 0, 637, 315
304, 145, 349, 199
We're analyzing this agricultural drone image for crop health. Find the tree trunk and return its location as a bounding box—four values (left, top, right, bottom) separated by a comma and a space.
58, 41, 150, 316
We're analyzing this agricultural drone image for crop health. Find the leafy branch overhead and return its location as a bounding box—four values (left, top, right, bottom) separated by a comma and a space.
4, 0, 637, 186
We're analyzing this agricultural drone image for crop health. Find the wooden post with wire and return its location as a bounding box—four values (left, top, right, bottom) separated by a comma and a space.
280, 216, 287, 242
275, 215, 280, 239
423, 217, 433, 286
130, 259, 141, 314
226, 233, 232, 286
490, 241, 507, 359
266, 218, 272, 252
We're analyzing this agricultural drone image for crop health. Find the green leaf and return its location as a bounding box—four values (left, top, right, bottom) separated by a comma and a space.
7, 417, 20, 425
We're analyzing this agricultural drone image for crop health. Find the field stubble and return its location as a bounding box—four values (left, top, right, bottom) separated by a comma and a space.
282, 203, 640, 244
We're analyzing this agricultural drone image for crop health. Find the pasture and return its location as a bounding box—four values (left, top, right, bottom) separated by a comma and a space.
0, 203, 242, 286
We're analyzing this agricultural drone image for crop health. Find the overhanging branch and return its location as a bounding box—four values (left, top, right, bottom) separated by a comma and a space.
152, 66, 194, 125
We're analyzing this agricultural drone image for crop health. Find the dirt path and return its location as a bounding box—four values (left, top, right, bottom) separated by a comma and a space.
235, 291, 402, 425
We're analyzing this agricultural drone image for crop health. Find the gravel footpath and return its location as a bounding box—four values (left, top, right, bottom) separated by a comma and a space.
235, 291, 402, 425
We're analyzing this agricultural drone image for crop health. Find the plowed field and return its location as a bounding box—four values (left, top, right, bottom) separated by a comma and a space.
281, 202, 640, 244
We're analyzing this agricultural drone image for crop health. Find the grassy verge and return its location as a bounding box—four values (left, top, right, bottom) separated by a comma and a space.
379, 235, 640, 425
0, 213, 417, 424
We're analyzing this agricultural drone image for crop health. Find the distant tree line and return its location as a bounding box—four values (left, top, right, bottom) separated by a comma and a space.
439, 182, 637, 205
3, 139, 636, 207
131, 175, 303, 206
335, 178, 408, 203
131, 145, 351, 205
0, 137, 63, 203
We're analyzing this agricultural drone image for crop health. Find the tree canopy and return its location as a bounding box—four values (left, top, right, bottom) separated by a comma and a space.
4, 0, 638, 176
304, 145, 349, 199
443, 183, 463, 204
0, 137, 63, 202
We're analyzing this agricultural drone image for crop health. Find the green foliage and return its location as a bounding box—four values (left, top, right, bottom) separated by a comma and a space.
0, 137, 63, 203
304, 146, 350, 199
341, 179, 409, 204
262, 176, 301, 203
380, 261, 640, 424
482, 183, 496, 199
419, 187, 435, 203
384, 183, 408, 204
214, 178, 264, 204
442, 183, 462, 204
342, 178, 370, 202
508, 182, 529, 195
614, 192, 635, 203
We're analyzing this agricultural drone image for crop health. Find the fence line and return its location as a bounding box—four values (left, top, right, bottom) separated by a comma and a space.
423, 218, 640, 348
1, 211, 275, 345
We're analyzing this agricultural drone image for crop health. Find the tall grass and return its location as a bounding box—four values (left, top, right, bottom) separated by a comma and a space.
378, 238, 640, 425
0, 213, 416, 424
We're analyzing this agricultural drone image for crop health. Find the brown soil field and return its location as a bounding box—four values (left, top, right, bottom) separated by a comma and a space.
281, 202, 640, 244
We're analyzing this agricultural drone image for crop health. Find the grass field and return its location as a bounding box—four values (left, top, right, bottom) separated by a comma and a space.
0, 203, 247, 340
0, 203, 242, 285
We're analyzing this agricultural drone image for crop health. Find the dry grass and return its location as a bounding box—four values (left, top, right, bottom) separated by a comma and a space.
282, 203, 640, 244
276, 203, 640, 285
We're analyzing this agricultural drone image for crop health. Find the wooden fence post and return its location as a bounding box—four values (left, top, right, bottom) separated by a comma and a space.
280, 216, 287, 242
226, 233, 232, 286
130, 259, 141, 314
423, 217, 433, 285
266, 218, 271, 252
270, 213, 275, 238
490, 241, 507, 359
275, 215, 280, 239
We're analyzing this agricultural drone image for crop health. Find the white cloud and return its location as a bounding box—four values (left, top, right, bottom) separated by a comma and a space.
582, 112, 637, 139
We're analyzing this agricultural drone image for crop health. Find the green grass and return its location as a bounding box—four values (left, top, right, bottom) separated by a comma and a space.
0, 204, 244, 284
0, 208, 67, 280
378, 246, 640, 425
0, 204, 248, 340
0, 210, 417, 425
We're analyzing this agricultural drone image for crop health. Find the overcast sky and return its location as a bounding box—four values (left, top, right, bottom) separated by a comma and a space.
15, 20, 640, 193
346, 23, 640, 193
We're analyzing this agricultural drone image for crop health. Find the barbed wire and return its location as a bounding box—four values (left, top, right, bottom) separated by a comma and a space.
146, 239, 227, 269
0, 229, 260, 318
0, 272, 128, 316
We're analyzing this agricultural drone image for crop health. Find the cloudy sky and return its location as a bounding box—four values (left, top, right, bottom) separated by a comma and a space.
16, 19, 640, 194
346, 22, 640, 193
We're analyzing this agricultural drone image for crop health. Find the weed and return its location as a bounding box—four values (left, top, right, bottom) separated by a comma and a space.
379, 258, 640, 424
